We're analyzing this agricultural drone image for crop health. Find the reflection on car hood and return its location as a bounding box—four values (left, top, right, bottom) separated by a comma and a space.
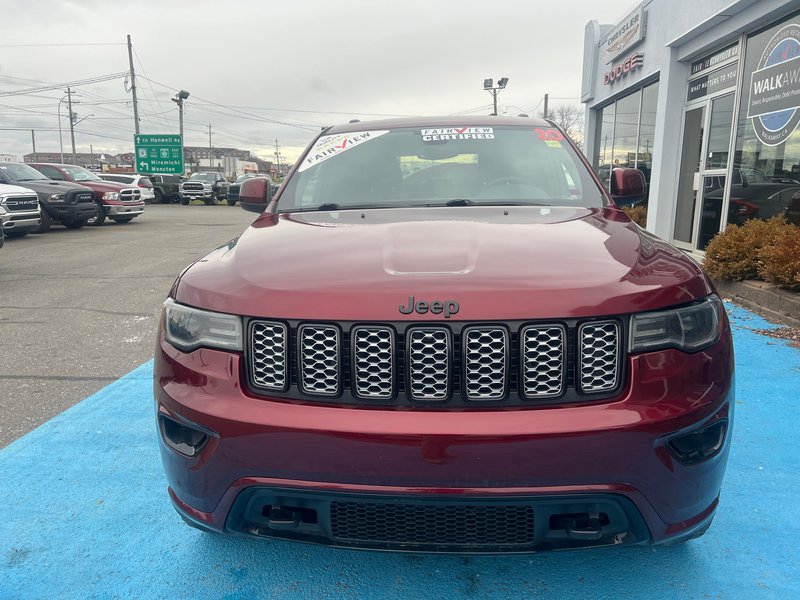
175, 205, 711, 320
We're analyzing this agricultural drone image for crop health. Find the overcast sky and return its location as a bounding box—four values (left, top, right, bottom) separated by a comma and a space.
0, 0, 635, 165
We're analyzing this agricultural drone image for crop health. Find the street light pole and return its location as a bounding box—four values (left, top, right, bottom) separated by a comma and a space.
66, 87, 77, 164
172, 90, 190, 173
483, 77, 509, 116
57, 94, 67, 163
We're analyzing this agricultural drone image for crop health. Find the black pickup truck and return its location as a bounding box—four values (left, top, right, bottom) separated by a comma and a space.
0, 163, 96, 232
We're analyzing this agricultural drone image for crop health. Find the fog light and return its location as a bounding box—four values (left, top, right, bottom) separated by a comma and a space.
667, 419, 727, 465
159, 415, 209, 457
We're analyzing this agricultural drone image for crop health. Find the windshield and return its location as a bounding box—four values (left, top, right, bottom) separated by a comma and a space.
63, 166, 101, 182
190, 173, 219, 182
235, 174, 257, 182
278, 125, 605, 212
0, 163, 49, 182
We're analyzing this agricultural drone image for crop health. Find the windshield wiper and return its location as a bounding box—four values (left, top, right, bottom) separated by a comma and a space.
316, 203, 342, 211
445, 198, 474, 206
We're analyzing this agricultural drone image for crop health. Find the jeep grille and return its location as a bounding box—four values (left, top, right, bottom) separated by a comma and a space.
246, 319, 623, 407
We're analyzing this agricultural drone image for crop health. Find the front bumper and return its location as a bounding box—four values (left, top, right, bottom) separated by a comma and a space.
155, 325, 734, 551
104, 202, 145, 217
2, 211, 40, 233
43, 203, 97, 222
180, 188, 212, 199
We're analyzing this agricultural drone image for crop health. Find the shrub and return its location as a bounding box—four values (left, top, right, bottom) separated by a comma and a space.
758, 223, 800, 289
703, 216, 788, 281
622, 205, 648, 228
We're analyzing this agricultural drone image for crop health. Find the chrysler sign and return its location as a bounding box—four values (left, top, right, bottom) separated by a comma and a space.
605, 6, 645, 62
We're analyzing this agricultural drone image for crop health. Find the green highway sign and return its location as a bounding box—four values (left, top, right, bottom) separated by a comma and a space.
134, 134, 184, 174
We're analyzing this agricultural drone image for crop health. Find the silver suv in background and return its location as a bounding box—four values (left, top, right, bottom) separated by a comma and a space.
0, 184, 41, 238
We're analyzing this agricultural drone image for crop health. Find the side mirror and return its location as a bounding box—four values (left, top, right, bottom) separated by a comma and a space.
240, 177, 274, 213
610, 167, 646, 207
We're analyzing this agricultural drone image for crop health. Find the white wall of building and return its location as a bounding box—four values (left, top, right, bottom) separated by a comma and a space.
583, 0, 798, 240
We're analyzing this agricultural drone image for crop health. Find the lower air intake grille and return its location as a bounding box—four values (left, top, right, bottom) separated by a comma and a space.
330, 501, 535, 548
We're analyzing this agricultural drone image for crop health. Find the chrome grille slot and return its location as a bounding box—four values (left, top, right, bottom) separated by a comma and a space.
578, 321, 620, 393
521, 325, 565, 398
299, 325, 340, 395
353, 327, 394, 399
408, 328, 450, 400
250, 321, 288, 391
119, 188, 141, 202
464, 327, 507, 400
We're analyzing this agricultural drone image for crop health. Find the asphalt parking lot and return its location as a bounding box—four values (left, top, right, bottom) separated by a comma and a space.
0, 204, 255, 447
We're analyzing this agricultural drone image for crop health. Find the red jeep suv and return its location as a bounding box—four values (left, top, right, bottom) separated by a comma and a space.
155, 117, 734, 553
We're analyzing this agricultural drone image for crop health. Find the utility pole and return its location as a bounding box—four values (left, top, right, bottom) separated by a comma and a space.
274, 139, 282, 175
483, 77, 509, 116
90, 144, 94, 170
543, 93, 549, 119
207, 123, 213, 170
127, 34, 140, 134
171, 90, 189, 172
67, 87, 77, 164
31, 130, 37, 162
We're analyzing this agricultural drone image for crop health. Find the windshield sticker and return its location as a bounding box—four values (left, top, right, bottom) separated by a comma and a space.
534, 128, 564, 141
421, 127, 494, 141
298, 130, 390, 172
545, 140, 563, 148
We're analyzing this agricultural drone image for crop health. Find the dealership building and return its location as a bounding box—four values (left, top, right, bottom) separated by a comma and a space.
582, 0, 800, 251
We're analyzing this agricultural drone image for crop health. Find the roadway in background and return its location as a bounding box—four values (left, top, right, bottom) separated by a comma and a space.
0, 203, 254, 447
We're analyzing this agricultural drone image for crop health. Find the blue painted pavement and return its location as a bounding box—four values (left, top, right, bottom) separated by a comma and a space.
1, 304, 798, 599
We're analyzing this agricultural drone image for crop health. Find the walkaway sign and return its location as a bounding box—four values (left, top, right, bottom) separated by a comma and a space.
747, 23, 800, 146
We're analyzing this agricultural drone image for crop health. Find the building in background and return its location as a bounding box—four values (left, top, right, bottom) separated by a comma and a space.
582, 0, 800, 251
0, 154, 19, 163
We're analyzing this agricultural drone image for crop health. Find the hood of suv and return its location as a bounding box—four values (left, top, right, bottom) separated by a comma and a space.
6, 179, 93, 197
72, 180, 128, 195
174, 206, 712, 320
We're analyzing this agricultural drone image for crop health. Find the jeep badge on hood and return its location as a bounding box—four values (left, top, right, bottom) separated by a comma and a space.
398, 296, 459, 318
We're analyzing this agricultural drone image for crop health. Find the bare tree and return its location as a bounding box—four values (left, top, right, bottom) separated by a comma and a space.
539, 104, 585, 148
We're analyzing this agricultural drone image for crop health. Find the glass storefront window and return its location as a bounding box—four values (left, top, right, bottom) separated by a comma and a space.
611, 92, 640, 169
592, 81, 660, 202
636, 83, 658, 184
730, 12, 800, 227
594, 102, 615, 189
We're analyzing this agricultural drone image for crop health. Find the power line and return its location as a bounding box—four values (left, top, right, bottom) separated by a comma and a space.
0, 72, 128, 98
0, 43, 125, 48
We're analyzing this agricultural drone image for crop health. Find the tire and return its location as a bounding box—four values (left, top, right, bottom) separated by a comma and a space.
181, 197, 190, 205
86, 201, 106, 226
4, 230, 30, 238
227, 198, 237, 206
63, 218, 86, 229
154, 189, 164, 204
35, 209, 51, 233
112, 217, 134, 224
204, 193, 218, 206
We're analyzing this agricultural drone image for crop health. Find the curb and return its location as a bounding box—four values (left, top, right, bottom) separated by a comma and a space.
714, 279, 800, 328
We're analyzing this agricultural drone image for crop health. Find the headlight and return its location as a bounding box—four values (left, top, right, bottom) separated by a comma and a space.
630, 295, 722, 353
0, 204, 7, 216
163, 298, 243, 352
102, 191, 119, 200
48, 193, 66, 202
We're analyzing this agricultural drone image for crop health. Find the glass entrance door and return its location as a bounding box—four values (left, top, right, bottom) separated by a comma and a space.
673, 93, 735, 250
